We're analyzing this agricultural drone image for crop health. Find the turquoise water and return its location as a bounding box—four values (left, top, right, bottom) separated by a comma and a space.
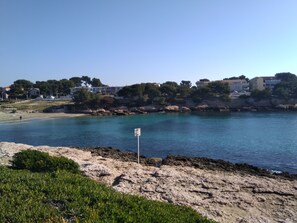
0, 112, 297, 173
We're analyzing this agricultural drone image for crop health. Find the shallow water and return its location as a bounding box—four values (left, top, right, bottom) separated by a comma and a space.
0, 112, 297, 173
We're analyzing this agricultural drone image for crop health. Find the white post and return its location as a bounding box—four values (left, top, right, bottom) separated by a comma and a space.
134, 128, 141, 164
137, 134, 140, 164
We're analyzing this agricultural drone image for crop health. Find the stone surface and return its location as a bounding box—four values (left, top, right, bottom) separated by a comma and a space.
1, 142, 296, 223
164, 105, 179, 112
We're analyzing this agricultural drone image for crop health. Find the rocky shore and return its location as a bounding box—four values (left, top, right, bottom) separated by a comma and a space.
72, 98, 297, 116
1, 142, 297, 223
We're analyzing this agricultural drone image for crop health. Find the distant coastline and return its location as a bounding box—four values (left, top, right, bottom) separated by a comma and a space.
2, 97, 297, 121
67, 97, 297, 116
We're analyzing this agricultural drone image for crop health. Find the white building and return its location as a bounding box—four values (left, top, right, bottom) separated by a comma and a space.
263, 77, 281, 89
70, 86, 123, 95
222, 79, 249, 92
249, 77, 281, 91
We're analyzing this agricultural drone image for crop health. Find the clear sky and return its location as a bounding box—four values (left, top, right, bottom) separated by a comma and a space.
1, 0, 297, 87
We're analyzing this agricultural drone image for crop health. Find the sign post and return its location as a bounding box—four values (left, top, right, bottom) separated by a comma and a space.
134, 128, 141, 164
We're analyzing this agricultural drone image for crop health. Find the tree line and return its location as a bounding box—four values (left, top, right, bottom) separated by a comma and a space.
73, 72, 297, 109
8, 76, 104, 99
116, 80, 230, 105
6, 72, 297, 107
72, 80, 230, 109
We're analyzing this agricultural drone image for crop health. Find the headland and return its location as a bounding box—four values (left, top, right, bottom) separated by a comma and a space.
1, 142, 296, 223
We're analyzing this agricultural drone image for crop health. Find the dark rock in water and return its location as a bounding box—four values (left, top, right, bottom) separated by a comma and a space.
84, 147, 162, 166
82, 147, 297, 180
162, 155, 297, 180
146, 157, 163, 167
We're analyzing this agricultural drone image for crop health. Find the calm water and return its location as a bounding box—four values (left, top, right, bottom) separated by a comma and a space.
0, 112, 297, 174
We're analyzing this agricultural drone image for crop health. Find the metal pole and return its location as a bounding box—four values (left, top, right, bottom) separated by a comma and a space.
134, 128, 141, 164
137, 135, 140, 164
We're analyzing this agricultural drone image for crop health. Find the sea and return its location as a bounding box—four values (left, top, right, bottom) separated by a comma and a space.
0, 112, 296, 174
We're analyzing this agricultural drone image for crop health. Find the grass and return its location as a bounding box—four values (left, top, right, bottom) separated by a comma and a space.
0, 166, 216, 223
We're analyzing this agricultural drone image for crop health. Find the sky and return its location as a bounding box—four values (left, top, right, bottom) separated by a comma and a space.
1, 0, 297, 87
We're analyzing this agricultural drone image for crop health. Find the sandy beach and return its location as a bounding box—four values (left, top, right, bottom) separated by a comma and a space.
0, 111, 86, 123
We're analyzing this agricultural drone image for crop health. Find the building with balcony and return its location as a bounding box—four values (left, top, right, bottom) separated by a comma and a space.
250, 77, 281, 91
222, 79, 249, 92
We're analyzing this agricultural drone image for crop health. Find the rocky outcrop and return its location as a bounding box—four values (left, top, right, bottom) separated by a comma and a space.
91, 109, 112, 116
180, 106, 191, 112
164, 105, 180, 112
195, 98, 297, 112
1, 142, 296, 223
138, 105, 159, 112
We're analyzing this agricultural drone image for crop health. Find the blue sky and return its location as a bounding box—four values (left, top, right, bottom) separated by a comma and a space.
1, 0, 297, 86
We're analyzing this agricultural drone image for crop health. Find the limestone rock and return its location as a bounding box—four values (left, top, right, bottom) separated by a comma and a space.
181, 106, 191, 112
164, 105, 179, 112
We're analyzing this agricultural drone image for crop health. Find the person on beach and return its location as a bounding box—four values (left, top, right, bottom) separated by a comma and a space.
20, 116, 22, 120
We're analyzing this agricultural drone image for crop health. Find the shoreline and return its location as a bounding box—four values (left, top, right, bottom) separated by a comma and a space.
83, 146, 297, 180
1, 108, 297, 124
2, 102, 297, 124
0, 142, 296, 222
0, 111, 87, 123
75, 104, 297, 117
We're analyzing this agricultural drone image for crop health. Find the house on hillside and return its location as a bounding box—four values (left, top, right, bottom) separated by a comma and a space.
262, 77, 281, 89
222, 79, 249, 92
70, 86, 123, 96
0, 87, 10, 100
91, 86, 123, 94
250, 77, 281, 91
29, 88, 40, 98
70, 86, 91, 95
249, 77, 264, 91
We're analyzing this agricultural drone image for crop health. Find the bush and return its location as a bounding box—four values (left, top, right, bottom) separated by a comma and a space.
11, 150, 80, 174
239, 94, 250, 99
0, 166, 216, 223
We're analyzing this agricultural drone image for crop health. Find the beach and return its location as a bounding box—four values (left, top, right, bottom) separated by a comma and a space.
0, 111, 86, 123
1, 142, 296, 223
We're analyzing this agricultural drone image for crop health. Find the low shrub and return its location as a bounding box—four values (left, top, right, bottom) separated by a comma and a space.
11, 150, 80, 174
0, 166, 216, 223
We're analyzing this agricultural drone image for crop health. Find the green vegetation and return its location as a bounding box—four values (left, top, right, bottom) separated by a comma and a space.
73, 88, 115, 109
191, 81, 230, 103
0, 151, 215, 222
8, 76, 104, 99
71, 80, 230, 109
273, 73, 297, 99
11, 150, 80, 174
9, 79, 34, 99
251, 89, 272, 100
223, 75, 249, 82
275, 72, 297, 82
